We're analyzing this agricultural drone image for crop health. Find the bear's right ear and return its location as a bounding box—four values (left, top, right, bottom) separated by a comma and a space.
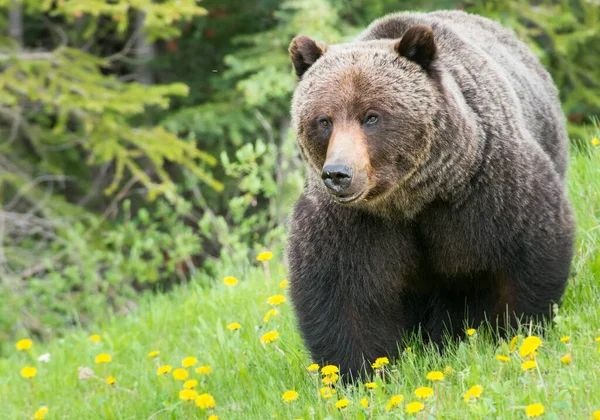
394, 24, 437, 69
289, 36, 328, 78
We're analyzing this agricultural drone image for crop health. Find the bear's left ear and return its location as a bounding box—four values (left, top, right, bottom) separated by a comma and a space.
289, 35, 328, 78
394, 25, 437, 69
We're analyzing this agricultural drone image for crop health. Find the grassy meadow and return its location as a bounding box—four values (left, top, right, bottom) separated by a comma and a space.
1, 141, 600, 420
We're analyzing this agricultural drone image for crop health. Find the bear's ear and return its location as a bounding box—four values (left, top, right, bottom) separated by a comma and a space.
394, 25, 437, 69
289, 35, 328, 78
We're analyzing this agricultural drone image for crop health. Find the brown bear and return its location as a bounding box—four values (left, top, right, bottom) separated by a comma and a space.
286, 10, 575, 379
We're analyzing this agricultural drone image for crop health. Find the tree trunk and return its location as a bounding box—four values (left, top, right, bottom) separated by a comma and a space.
134, 10, 155, 85
9, 0, 23, 49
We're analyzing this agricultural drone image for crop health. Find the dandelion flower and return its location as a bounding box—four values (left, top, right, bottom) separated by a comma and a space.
267, 295, 286, 306
173, 368, 189, 380
525, 403, 544, 418
280, 280, 288, 288
196, 365, 212, 375
372, 357, 390, 369
592, 137, 599, 147
322, 373, 339, 385
260, 331, 279, 344
148, 350, 160, 358
444, 365, 453, 375
208, 416, 219, 420
33, 407, 48, 419
335, 399, 349, 409
406, 401, 424, 414
16, 339, 32, 351
365, 382, 377, 389
593, 410, 600, 420
360, 398, 369, 408
321, 365, 339, 375
415, 387, 434, 399
182, 356, 198, 367
406, 347, 412, 352
156, 365, 172, 375
595, 337, 600, 342
227, 322, 241, 331
560, 336, 570, 343
385, 395, 404, 411
257, 251, 273, 261
307, 363, 319, 372
496, 355, 510, 362
95, 353, 112, 364
90, 334, 100, 342
223, 276, 238, 286
21, 366, 37, 379
195, 393, 216, 409
320, 387, 335, 399
466, 328, 476, 336
282, 390, 299, 402
560, 353, 572, 364
426, 371, 444, 381
264, 309, 278, 322
180, 389, 199, 401
510, 335, 521, 352
106, 376, 116, 385
463, 385, 483, 402
184, 379, 198, 389
519, 336, 542, 358
521, 360, 537, 371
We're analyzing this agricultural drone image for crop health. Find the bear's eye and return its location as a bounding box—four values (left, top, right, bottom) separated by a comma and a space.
364, 114, 379, 126
317, 117, 332, 129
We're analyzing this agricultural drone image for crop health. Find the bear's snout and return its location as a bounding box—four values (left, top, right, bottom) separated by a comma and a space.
321, 164, 353, 194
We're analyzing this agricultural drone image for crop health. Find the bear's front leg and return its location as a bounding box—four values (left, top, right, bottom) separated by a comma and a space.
287, 193, 422, 378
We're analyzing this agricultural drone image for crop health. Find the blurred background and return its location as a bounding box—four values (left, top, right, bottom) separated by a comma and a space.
0, 0, 598, 346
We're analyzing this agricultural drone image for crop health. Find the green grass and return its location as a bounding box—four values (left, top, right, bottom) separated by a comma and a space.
2, 144, 600, 420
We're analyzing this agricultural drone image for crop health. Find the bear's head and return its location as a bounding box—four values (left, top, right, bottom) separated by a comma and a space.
289, 25, 442, 210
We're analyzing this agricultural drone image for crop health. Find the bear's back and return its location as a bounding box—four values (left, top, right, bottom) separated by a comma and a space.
357, 11, 568, 178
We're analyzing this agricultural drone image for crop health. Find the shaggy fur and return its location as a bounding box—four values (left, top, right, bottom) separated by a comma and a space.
287, 11, 575, 379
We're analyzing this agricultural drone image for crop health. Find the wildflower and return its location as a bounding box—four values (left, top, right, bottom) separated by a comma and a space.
426, 371, 444, 381
16, 338, 32, 351
592, 137, 599, 147
95, 353, 112, 364
264, 309, 278, 322
415, 386, 434, 399
184, 379, 198, 389
510, 335, 521, 352
106, 376, 116, 385
365, 382, 377, 389
223, 276, 238, 286
521, 360, 537, 371
406, 347, 412, 352
595, 337, 600, 342
560, 336, 570, 343
33, 407, 48, 419
90, 334, 100, 342
180, 389, 199, 401
385, 395, 404, 411
148, 350, 160, 358
335, 399, 349, 409
196, 393, 216, 409
282, 390, 299, 402
372, 357, 390, 369
593, 410, 600, 420
560, 353, 572, 364
406, 401, 424, 414
257, 251, 273, 261
208, 416, 219, 420
519, 336, 542, 358
321, 365, 339, 375
173, 368, 189, 380
466, 328, 476, 336
444, 365, 453, 375
227, 322, 241, 331
322, 373, 339, 385
463, 385, 483, 402
280, 280, 288, 288
196, 365, 212, 375
525, 403, 544, 418
307, 363, 319, 372
320, 387, 335, 399
496, 355, 510, 362
267, 295, 286, 306
260, 331, 279, 344
182, 356, 198, 367
360, 398, 369, 408
21, 366, 37, 379
37, 353, 51, 363
156, 365, 172, 375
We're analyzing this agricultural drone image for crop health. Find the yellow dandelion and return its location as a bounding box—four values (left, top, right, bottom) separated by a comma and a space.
182, 356, 198, 367
223, 276, 238, 286
94, 353, 112, 364
196, 365, 212, 375
426, 371, 444, 381
148, 350, 160, 358
267, 295, 286, 306
282, 390, 299, 402
279, 280, 288, 288
525, 403, 544, 418
195, 393, 216, 409
156, 365, 172, 375
463, 385, 483, 402
595, 337, 600, 342
320, 387, 335, 399
406, 347, 412, 352
466, 328, 476, 336
519, 336, 542, 358
264, 309, 279, 322
444, 365, 453, 375
180, 389, 199, 401
307, 363, 320, 372
365, 382, 377, 389
406, 401, 424, 414
208, 416, 219, 420
321, 365, 339, 375
173, 368, 189, 380
385, 395, 404, 411
16, 338, 32, 351
414, 386, 434, 399
560, 353, 572, 364
260, 330, 279, 344
257, 251, 273, 261
227, 322, 241, 331
496, 355, 510, 362
335, 399, 349, 409
184, 379, 198, 389
106, 376, 116, 385
89, 334, 100, 342
510, 335, 521, 352
372, 356, 390, 369
322, 373, 339, 385
21, 366, 37, 379
360, 398, 369, 408
521, 360, 537, 371
593, 410, 600, 420
560, 336, 570, 343
33, 407, 48, 420
592, 137, 599, 147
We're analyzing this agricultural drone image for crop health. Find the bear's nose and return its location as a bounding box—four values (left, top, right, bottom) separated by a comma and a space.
321, 164, 353, 194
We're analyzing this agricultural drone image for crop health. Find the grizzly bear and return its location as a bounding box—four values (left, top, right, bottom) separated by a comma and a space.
286, 10, 575, 379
